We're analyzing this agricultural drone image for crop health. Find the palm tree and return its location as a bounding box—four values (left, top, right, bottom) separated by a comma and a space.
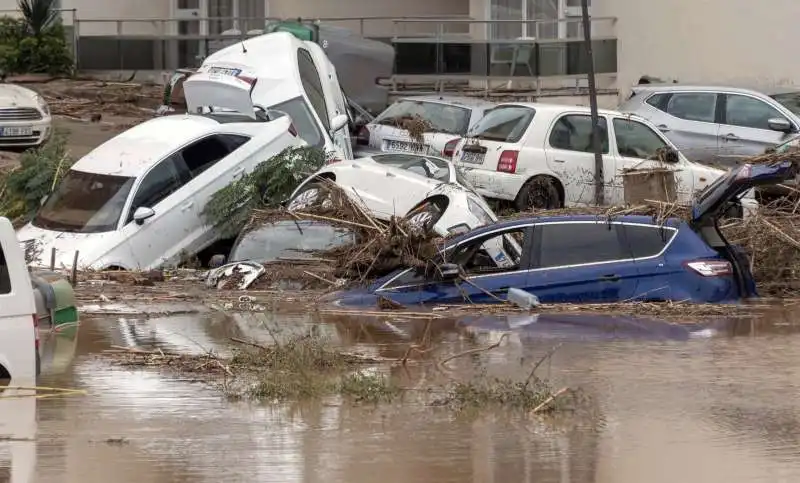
17, 0, 59, 36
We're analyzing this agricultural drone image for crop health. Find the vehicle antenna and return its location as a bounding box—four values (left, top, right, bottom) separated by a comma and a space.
241, 39, 248, 53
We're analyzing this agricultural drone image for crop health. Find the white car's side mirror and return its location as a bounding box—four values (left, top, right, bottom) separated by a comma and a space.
330, 114, 348, 134
133, 206, 155, 225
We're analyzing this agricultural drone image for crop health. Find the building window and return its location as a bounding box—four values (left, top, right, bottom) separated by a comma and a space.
490, 0, 591, 39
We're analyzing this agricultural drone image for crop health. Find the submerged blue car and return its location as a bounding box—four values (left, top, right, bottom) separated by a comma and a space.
328, 161, 796, 307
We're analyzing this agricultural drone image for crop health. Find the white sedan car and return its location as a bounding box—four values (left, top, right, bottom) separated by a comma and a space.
17, 111, 304, 271
451, 102, 759, 213
287, 153, 498, 236
0, 83, 51, 148
357, 96, 495, 158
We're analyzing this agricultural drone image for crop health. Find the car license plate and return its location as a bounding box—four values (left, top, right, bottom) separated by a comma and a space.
460, 151, 485, 164
0, 126, 33, 137
207, 66, 242, 76
384, 139, 426, 153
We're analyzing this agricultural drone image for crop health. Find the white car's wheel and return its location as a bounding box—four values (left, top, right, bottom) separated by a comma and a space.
405, 199, 445, 234
287, 183, 333, 211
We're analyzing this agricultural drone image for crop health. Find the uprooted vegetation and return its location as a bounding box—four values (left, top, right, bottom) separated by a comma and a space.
0, 131, 72, 225
104, 329, 580, 413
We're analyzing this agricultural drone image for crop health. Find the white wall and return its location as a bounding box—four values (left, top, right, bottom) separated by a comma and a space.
594, 0, 800, 98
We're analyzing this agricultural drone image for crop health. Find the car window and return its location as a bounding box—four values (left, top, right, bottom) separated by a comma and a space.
297, 48, 330, 131
770, 92, 800, 117
535, 222, 624, 268
271, 96, 323, 147
644, 93, 670, 110
620, 224, 676, 258
448, 228, 527, 275
613, 118, 669, 159
127, 159, 184, 222
374, 100, 471, 135
231, 220, 354, 263
31, 170, 135, 233
548, 114, 609, 154
371, 154, 450, 182
664, 93, 717, 122
468, 106, 535, 143
724, 94, 785, 130
179, 135, 246, 177
0, 243, 10, 294
381, 267, 427, 289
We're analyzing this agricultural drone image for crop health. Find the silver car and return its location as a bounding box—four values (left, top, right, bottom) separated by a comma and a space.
619, 85, 800, 167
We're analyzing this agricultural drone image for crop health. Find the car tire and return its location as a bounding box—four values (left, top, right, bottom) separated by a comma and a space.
515, 177, 561, 212
405, 199, 445, 234
287, 182, 333, 211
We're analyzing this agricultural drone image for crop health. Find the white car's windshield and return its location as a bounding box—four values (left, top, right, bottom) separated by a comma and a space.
370, 153, 451, 182
469, 106, 535, 142
375, 100, 471, 135
231, 220, 354, 263
271, 96, 323, 147
32, 170, 135, 233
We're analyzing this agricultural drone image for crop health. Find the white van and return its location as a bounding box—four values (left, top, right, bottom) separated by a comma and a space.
0, 217, 39, 382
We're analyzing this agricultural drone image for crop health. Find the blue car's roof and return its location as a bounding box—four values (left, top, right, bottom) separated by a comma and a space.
447, 214, 683, 246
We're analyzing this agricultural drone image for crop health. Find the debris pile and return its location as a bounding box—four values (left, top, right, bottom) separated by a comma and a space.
26, 79, 162, 122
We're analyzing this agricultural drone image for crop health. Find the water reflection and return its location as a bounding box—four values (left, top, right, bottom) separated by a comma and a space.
2, 306, 800, 482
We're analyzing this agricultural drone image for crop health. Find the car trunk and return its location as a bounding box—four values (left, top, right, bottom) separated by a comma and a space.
691, 161, 798, 297
183, 71, 257, 117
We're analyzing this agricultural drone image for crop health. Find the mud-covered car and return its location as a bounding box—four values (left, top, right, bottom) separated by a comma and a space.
206, 219, 355, 289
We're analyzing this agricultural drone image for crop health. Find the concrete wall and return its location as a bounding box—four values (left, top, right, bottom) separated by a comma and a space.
593, 0, 800, 99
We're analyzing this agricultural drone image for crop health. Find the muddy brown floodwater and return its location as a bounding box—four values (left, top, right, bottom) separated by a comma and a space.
3, 305, 800, 483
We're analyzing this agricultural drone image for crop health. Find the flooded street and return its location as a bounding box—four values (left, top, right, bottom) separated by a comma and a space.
3, 307, 800, 482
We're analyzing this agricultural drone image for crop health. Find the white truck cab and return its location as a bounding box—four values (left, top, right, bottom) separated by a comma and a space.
0, 217, 39, 382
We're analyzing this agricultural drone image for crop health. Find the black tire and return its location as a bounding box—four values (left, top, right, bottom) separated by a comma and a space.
515, 177, 561, 212
287, 182, 332, 212
405, 199, 445, 233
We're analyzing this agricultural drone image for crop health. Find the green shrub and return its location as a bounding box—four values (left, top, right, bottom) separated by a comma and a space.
0, 0, 73, 75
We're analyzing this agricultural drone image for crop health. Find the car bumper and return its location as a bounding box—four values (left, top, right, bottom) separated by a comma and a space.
0, 117, 52, 147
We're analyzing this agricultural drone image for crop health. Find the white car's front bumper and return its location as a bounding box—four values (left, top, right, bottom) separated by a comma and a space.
0, 114, 51, 147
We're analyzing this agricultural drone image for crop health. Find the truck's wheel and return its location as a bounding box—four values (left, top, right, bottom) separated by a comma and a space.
287, 182, 332, 211
515, 177, 561, 212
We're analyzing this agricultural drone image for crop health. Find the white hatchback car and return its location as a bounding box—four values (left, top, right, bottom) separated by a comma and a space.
358, 96, 495, 158
0, 83, 51, 148
287, 153, 498, 236
451, 102, 757, 212
17, 112, 304, 270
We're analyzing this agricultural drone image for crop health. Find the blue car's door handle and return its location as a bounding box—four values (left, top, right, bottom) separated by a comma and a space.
600, 274, 620, 282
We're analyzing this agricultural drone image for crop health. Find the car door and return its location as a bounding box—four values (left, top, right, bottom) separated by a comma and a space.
375, 226, 533, 305
543, 112, 615, 205
718, 93, 797, 165
617, 222, 681, 301
610, 116, 692, 204
526, 221, 639, 303
117, 155, 191, 269
640, 92, 721, 163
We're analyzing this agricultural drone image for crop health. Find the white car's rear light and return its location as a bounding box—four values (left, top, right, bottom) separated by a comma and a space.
685, 260, 733, 277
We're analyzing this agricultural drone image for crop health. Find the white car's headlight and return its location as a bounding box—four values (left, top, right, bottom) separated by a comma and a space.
36, 95, 50, 116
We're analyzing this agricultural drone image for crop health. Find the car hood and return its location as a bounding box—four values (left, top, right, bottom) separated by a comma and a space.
16, 223, 119, 270
0, 84, 40, 108
692, 160, 798, 223
183, 71, 257, 119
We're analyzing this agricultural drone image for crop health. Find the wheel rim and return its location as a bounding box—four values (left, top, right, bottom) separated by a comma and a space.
526, 183, 552, 209
288, 188, 319, 211
406, 210, 434, 230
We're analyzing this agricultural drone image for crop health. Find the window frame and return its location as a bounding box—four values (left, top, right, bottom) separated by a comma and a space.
124, 156, 186, 225
661, 92, 718, 124
530, 220, 678, 270
547, 113, 610, 154
177, 133, 249, 178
